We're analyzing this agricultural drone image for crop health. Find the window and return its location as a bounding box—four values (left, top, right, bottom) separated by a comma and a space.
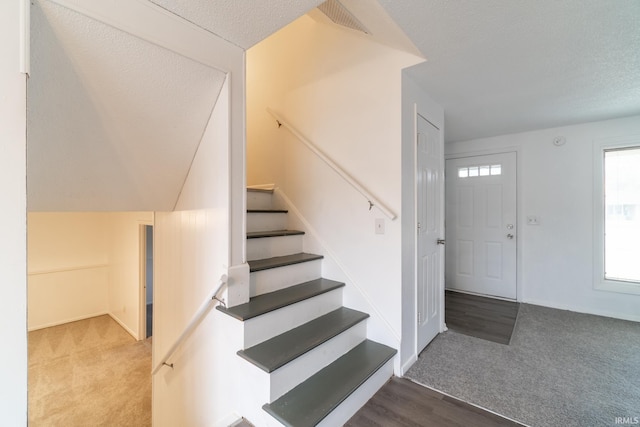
604, 147, 640, 282
594, 140, 640, 295
458, 164, 501, 179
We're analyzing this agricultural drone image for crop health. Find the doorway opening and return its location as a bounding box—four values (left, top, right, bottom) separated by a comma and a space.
142, 225, 154, 339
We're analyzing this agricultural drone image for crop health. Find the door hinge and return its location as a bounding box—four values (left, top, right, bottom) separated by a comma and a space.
417, 312, 421, 324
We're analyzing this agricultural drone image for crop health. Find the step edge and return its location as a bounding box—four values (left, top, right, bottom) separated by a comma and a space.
247, 209, 289, 214
247, 188, 273, 193
216, 279, 345, 321
246, 230, 305, 239
249, 253, 324, 272
237, 309, 370, 373
262, 341, 397, 427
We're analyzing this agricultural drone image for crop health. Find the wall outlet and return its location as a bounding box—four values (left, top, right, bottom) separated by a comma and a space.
375, 218, 385, 234
527, 215, 540, 225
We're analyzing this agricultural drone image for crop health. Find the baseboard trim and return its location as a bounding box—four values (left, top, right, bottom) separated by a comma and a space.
28, 311, 109, 331
108, 312, 139, 340
215, 413, 244, 427
522, 298, 640, 323
400, 353, 418, 376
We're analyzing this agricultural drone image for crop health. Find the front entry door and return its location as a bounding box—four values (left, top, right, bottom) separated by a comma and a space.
445, 152, 517, 299
416, 114, 443, 352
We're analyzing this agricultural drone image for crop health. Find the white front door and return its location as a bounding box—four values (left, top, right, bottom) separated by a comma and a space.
416, 114, 443, 352
445, 152, 517, 299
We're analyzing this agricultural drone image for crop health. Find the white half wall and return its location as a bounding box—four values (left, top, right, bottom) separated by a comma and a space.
153, 76, 243, 426
446, 115, 640, 322
0, 0, 27, 422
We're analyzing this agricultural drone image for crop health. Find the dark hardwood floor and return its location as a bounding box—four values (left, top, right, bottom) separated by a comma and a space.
346, 377, 524, 427
444, 290, 519, 345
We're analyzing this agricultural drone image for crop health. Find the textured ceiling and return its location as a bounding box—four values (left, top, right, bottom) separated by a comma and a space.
28, 0, 226, 211
378, 0, 640, 142
149, 0, 325, 49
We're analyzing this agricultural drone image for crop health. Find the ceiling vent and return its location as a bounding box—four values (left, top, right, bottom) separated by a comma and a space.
317, 0, 369, 34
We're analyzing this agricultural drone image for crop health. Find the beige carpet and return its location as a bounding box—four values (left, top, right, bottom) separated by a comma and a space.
29, 315, 152, 426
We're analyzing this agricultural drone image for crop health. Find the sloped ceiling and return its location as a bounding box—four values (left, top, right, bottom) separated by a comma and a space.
28, 0, 226, 211
377, 0, 640, 142
149, 0, 326, 49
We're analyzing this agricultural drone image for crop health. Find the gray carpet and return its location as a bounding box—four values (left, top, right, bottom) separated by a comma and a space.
406, 304, 640, 427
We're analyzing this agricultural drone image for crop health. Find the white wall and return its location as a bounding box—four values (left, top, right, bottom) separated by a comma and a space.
27, 212, 153, 336
154, 78, 244, 426
0, 1, 27, 422
247, 15, 426, 371
400, 72, 445, 372
108, 212, 153, 338
28, 213, 110, 330
446, 115, 640, 321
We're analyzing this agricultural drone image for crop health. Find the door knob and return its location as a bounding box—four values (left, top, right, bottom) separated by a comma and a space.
507, 234, 514, 239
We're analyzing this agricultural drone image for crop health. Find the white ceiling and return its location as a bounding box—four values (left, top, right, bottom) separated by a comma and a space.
28, 0, 640, 210
377, 0, 640, 142
28, 0, 226, 211
148, 0, 326, 49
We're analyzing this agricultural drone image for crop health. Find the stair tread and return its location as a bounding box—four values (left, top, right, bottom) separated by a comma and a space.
247, 188, 273, 193
247, 230, 305, 239
249, 253, 323, 272
238, 307, 369, 373
217, 278, 344, 321
247, 209, 288, 213
263, 340, 396, 427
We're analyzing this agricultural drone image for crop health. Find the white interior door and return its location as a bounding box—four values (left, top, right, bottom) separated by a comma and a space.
416, 114, 443, 352
445, 152, 517, 299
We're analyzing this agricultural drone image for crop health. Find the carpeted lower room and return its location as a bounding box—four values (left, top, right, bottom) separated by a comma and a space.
406, 303, 640, 427
28, 315, 151, 426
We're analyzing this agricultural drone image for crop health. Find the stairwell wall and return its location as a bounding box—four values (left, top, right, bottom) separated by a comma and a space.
247, 15, 425, 370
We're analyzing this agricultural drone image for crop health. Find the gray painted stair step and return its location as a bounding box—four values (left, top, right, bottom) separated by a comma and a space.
249, 253, 323, 272
247, 230, 305, 239
263, 340, 397, 427
217, 278, 344, 321
238, 307, 369, 373
247, 209, 288, 213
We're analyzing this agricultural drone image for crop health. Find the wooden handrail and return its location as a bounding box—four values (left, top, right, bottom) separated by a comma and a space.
266, 108, 397, 220
152, 274, 228, 375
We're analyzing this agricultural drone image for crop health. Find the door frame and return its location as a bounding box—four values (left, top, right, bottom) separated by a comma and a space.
414, 111, 446, 356
445, 147, 522, 302
138, 221, 154, 340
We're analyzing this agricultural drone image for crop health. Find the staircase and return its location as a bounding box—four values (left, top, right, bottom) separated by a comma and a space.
217, 188, 396, 427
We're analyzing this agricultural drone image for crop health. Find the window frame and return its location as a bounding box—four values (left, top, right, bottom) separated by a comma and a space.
593, 136, 640, 295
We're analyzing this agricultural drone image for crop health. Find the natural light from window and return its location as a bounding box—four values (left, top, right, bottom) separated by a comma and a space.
604, 147, 640, 283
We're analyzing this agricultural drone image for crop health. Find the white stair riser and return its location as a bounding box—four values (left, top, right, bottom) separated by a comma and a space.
246, 212, 288, 233
247, 192, 273, 210
250, 260, 322, 297
247, 235, 304, 261
243, 288, 342, 348
269, 322, 367, 402
316, 358, 394, 427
